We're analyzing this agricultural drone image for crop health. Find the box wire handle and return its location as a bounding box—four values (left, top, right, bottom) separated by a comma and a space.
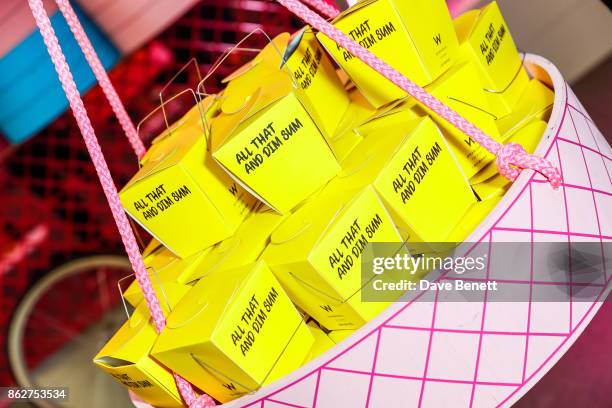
277, 0, 562, 189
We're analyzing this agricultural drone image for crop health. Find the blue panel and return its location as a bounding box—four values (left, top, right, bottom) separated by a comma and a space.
0, 2, 120, 144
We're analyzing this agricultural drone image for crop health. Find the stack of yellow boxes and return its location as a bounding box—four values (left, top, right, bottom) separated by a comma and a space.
95, 1, 555, 405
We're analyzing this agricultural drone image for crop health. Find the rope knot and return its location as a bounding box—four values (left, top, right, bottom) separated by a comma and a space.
495, 142, 563, 189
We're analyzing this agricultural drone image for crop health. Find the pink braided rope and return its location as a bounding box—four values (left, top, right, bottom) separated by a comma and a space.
27, 1, 214, 406
299, 0, 340, 19
277, 0, 562, 189
54, 0, 146, 159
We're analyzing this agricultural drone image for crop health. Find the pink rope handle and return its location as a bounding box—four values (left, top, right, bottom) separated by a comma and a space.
299, 0, 340, 19
54, 0, 146, 160
26, 1, 214, 406
277, 0, 563, 189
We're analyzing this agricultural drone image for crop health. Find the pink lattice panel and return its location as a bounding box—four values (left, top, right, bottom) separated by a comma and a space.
131, 54, 611, 408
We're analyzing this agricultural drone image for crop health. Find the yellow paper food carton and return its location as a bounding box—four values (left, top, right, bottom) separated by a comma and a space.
151, 261, 313, 403
221, 31, 350, 138
303, 321, 336, 363
262, 185, 403, 330
264, 319, 315, 384
411, 61, 502, 178
328, 116, 477, 246
141, 239, 176, 272
330, 126, 364, 163
354, 101, 422, 140
454, 1, 529, 118
504, 119, 548, 154
327, 89, 378, 160
123, 277, 192, 310
318, 0, 459, 108
145, 96, 220, 157
123, 249, 211, 306
326, 95, 416, 162
328, 329, 356, 343
472, 174, 511, 202
282, 29, 352, 137
445, 196, 502, 242
119, 109, 255, 258
495, 79, 554, 138
210, 37, 342, 214
94, 296, 185, 407
471, 119, 548, 185
142, 237, 162, 256
179, 204, 286, 284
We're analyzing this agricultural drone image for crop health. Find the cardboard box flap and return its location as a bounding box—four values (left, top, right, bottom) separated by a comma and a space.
186, 353, 256, 393
446, 196, 501, 242
305, 321, 335, 356
182, 208, 285, 283
312, 187, 369, 239
241, 75, 294, 119
142, 245, 178, 275
210, 87, 263, 152
427, 61, 495, 114
94, 302, 153, 364
164, 249, 212, 281
472, 173, 509, 201
222, 59, 262, 84
141, 101, 212, 169
269, 193, 345, 251
337, 117, 423, 179
330, 0, 377, 22
264, 197, 346, 275
496, 79, 554, 136
136, 251, 197, 288
259, 32, 290, 68
211, 76, 294, 153
180, 239, 241, 284
354, 108, 422, 139
222, 61, 285, 102
453, 8, 481, 43
220, 33, 293, 109
330, 90, 377, 141
160, 266, 250, 350
222, 33, 290, 84
142, 238, 163, 258
328, 329, 355, 343
505, 119, 547, 153
367, 96, 418, 122
265, 320, 315, 383
124, 277, 192, 311
121, 128, 204, 190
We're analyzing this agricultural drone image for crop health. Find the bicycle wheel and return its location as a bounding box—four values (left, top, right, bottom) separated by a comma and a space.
8, 255, 135, 408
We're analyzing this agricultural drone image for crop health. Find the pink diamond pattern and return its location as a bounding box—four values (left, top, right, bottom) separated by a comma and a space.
225, 61, 611, 408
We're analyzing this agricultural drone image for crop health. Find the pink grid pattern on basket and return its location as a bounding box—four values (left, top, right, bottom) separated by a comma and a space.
222, 76, 611, 408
